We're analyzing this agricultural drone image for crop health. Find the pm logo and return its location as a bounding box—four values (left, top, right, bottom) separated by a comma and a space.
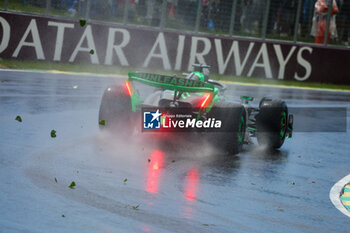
143, 109, 162, 129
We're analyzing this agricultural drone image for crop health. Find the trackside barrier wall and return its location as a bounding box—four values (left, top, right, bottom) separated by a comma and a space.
0, 11, 349, 85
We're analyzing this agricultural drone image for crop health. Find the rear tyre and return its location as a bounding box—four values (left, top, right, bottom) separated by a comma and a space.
98, 85, 133, 134
208, 102, 246, 155
256, 99, 288, 149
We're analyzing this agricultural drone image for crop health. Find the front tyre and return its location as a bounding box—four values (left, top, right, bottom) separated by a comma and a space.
256, 99, 288, 149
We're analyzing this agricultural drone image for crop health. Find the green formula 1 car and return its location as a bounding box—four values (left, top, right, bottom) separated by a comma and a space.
99, 64, 293, 154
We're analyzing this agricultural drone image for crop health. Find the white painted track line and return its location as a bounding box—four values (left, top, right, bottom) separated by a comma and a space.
330, 174, 350, 218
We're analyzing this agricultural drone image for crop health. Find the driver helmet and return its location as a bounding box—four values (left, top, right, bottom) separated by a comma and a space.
186, 72, 206, 82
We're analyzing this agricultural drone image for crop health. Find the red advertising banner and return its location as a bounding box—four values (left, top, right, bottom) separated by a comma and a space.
0, 11, 349, 84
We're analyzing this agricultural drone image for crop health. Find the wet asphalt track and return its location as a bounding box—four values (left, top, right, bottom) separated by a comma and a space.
0, 69, 349, 233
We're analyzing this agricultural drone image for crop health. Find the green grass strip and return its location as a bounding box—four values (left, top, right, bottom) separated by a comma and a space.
340, 196, 350, 201
345, 205, 350, 210
344, 188, 350, 192
0, 0, 74, 17
1, 59, 350, 91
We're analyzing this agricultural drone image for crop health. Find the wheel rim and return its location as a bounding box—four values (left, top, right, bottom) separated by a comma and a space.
238, 115, 245, 144
280, 111, 287, 139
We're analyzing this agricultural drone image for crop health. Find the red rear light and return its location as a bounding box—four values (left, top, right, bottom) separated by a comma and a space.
125, 81, 132, 96
200, 94, 211, 108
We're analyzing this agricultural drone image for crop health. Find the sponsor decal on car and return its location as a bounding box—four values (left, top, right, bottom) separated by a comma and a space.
138, 73, 207, 88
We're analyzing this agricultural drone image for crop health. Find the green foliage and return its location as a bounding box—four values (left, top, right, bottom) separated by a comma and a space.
125, 204, 140, 210
15, 115, 22, 122
69, 181, 76, 189
79, 19, 86, 27
51, 130, 56, 138
99, 120, 105, 126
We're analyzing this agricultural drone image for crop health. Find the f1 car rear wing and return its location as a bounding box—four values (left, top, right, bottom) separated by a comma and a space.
128, 72, 215, 93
